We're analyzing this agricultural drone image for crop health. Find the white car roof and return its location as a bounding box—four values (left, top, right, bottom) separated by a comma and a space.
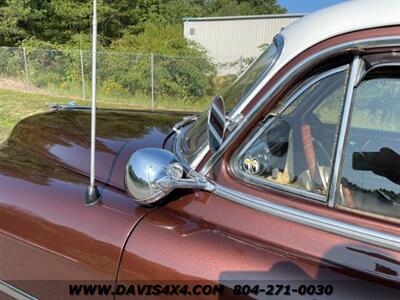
277, 0, 400, 73
235, 0, 400, 114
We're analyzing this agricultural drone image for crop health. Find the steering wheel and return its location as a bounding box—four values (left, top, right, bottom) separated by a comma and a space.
302, 113, 331, 164
300, 113, 331, 191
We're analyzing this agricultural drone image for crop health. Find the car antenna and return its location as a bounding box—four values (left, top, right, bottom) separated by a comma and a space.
85, 0, 101, 205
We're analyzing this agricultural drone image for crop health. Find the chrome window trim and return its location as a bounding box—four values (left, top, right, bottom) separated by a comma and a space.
356, 62, 400, 86
0, 280, 37, 300
230, 65, 349, 203
200, 36, 400, 176
175, 34, 285, 170
367, 62, 400, 72
327, 56, 362, 207
215, 183, 400, 252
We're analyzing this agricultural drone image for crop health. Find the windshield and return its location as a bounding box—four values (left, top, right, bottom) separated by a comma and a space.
181, 40, 281, 166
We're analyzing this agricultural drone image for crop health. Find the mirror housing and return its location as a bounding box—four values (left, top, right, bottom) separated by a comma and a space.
208, 95, 227, 153
126, 148, 215, 205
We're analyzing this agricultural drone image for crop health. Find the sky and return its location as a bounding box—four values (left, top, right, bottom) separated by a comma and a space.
278, 0, 349, 13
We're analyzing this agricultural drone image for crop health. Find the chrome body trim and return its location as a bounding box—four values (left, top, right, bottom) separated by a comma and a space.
0, 280, 37, 300
49, 100, 90, 110
215, 184, 400, 252
191, 145, 210, 170
172, 115, 197, 135
173, 126, 196, 170
327, 56, 362, 207
200, 36, 400, 176
230, 65, 348, 203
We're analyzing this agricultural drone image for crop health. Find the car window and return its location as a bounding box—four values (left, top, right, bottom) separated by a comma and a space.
337, 71, 400, 220
182, 41, 280, 166
233, 66, 349, 198
222, 42, 279, 112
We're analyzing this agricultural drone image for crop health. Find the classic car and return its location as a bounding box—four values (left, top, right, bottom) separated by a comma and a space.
1, 1, 400, 299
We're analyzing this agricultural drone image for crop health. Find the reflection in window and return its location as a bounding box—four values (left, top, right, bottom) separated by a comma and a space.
222, 43, 278, 111
338, 75, 400, 220
183, 43, 279, 163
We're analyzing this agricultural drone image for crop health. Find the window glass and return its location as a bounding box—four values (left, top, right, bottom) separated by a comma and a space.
337, 73, 400, 220
222, 43, 278, 112
182, 42, 279, 165
235, 67, 348, 197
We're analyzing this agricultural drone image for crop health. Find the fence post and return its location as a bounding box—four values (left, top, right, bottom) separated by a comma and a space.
239, 56, 244, 74
80, 49, 86, 100
151, 53, 155, 111
22, 48, 30, 91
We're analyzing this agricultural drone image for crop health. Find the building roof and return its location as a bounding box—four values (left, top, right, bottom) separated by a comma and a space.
183, 14, 305, 22
235, 0, 400, 113
278, 0, 400, 73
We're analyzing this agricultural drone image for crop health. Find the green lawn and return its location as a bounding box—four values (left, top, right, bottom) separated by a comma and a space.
0, 88, 209, 142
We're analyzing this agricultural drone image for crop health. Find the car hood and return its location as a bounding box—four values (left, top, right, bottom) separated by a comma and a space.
6, 109, 186, 191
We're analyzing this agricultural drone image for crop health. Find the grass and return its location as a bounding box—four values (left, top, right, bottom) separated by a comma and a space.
0, 89, 57, 142
0, 87, 210, 142
39, 81, 211, 112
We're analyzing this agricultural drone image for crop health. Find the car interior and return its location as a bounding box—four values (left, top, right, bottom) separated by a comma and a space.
238, 53, 400, 221
239, 65, 347, 196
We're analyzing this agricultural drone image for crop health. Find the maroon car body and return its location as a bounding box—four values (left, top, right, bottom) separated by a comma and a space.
1, 2, 400, 300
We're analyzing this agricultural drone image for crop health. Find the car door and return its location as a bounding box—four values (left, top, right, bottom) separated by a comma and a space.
116, 52, 399, 299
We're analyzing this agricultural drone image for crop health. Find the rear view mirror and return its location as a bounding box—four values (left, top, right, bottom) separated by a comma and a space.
207, 95, 227, 153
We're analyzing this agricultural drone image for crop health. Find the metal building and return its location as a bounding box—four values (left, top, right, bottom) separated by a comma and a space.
183, 14, 304, 72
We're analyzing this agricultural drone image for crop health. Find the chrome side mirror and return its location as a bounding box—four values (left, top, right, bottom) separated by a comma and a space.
208, 95, 227, 153
125, 148, 215, 205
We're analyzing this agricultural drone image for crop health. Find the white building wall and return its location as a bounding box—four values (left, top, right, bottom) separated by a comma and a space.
184, 14, 303, 72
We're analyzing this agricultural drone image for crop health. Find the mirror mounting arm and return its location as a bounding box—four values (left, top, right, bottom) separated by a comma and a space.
226, 113, 244, 132
156, 176, 216, 193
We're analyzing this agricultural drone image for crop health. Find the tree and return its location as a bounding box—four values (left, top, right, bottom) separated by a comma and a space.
0, 0, 287, 47
0, 0, 287, 103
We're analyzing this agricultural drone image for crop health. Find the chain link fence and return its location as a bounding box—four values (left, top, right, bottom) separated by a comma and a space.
351, 76, 400, 131
0, 47, 249, 111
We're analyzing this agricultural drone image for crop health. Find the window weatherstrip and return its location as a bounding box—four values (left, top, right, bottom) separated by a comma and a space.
328, 56, 362, 207
356, 62, 400, 87
216, 184, 400, 252
231, 65, 349, 202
